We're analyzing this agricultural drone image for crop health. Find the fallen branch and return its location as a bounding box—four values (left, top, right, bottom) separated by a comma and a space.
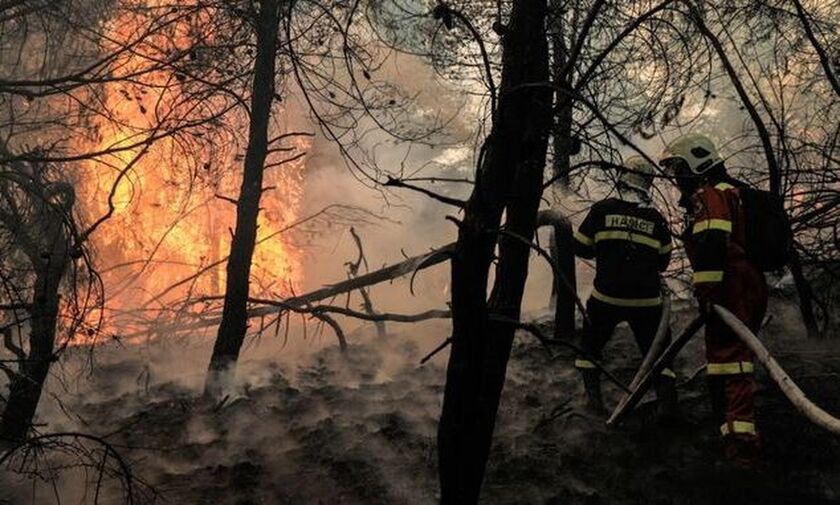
712, 304, 840, 435
142, 204, 379, 309
314, 311, 347, 352
126, 243, 456, 338
409, 248, 454, 296
347, 227, 386, 338
132, 211, 574, 346
249, 243, 456, 319
420, 337, 452, 365
312, 306, 450, 323
0, 432, 139, 504
384, 176, 466, 208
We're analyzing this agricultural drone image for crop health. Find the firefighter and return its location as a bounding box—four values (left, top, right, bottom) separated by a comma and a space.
659, 133, 767, 468
573, 155, 677, 417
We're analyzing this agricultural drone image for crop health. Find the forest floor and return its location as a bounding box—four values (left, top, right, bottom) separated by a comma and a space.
2, 298, 840, 504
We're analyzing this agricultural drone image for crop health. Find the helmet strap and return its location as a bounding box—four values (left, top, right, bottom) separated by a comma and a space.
704, 161, 727, 182
675, 173, 700, 197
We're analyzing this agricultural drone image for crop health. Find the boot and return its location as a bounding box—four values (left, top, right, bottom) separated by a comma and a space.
581, 369, 607, 415
654, 376, 679, 422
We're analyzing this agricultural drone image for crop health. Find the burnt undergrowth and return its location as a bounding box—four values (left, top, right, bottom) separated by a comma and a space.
2, 299, 839, 504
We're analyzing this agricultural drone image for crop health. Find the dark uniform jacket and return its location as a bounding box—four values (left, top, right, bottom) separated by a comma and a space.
574, 197, 672, 306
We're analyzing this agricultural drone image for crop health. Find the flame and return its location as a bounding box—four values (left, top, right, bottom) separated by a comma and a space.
70, 2, 306, 343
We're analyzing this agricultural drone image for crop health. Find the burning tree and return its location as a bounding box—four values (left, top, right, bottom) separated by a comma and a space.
0, 0, 306, 438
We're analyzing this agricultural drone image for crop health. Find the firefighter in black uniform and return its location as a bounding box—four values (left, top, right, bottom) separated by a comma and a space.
573, 156, 677, 415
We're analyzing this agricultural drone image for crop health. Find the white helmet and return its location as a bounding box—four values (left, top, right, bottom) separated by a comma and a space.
659, 133, 723, 175
619, 155, 655, 193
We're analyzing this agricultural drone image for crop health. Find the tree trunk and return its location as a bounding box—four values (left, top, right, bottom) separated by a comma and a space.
548, 1, 576, 339
549, 95, 576, 341
550, 222, 576, 339
205, 1, 280, 396
0, 204, 70, 442
789, 251, 820, 338
438, 1, 552, 503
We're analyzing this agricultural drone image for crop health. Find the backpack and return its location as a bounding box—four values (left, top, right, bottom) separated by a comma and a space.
739, 187, 793, 271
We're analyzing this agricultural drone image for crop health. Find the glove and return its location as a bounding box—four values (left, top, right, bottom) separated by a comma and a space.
695, 284, 722, 317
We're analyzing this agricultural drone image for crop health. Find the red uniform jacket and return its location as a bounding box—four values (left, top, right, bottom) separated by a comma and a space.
684, 179, 768, 374
683, 181, 764, 307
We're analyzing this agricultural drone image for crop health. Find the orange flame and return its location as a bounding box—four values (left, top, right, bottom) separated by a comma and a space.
71, 2, 306, 342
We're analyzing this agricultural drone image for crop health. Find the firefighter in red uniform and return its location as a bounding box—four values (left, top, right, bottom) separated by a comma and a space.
660, 133, 768, 467
573, 156, 677, 417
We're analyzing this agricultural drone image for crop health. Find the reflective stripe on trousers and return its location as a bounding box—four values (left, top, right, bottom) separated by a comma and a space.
707, 361, 754, 375
575, 359, 596, 369
720, 420, 757, 437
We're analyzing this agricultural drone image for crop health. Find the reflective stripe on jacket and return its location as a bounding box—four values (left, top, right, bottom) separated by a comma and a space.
683, 181, 751, 303
574, 197, 672, 304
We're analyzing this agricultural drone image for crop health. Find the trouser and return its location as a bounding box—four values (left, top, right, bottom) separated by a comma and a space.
575, 297, 675, 402
705, 270, 768, 466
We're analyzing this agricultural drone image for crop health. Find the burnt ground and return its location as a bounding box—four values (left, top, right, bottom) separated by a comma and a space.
2, 300, 840, 504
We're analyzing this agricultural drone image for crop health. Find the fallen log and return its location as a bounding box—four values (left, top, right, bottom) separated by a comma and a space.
607, 314, 705, 426
250, 243, 457, 319
712, 304, 840, 435
125, 243, 457, 338
250, 302, 451, 323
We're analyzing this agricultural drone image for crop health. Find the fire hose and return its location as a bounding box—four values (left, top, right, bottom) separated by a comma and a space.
605, 294, 676, 425
711, 304, 840, 435
607, 313, 705, 425
607, 304, 840, 436
628, 294, 672, 392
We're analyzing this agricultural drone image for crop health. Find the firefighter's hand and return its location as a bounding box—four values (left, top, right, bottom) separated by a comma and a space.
695, 283, 722, 313
695, 288, 719, 318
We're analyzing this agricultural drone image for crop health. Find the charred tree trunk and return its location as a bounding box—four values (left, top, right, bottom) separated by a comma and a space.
549, 7, 577, 339
205, 0, 281, 396
438, 1, 552, 503
0, 191, 71, 442
789, 251, 820, 338
549, 220, 575, 339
